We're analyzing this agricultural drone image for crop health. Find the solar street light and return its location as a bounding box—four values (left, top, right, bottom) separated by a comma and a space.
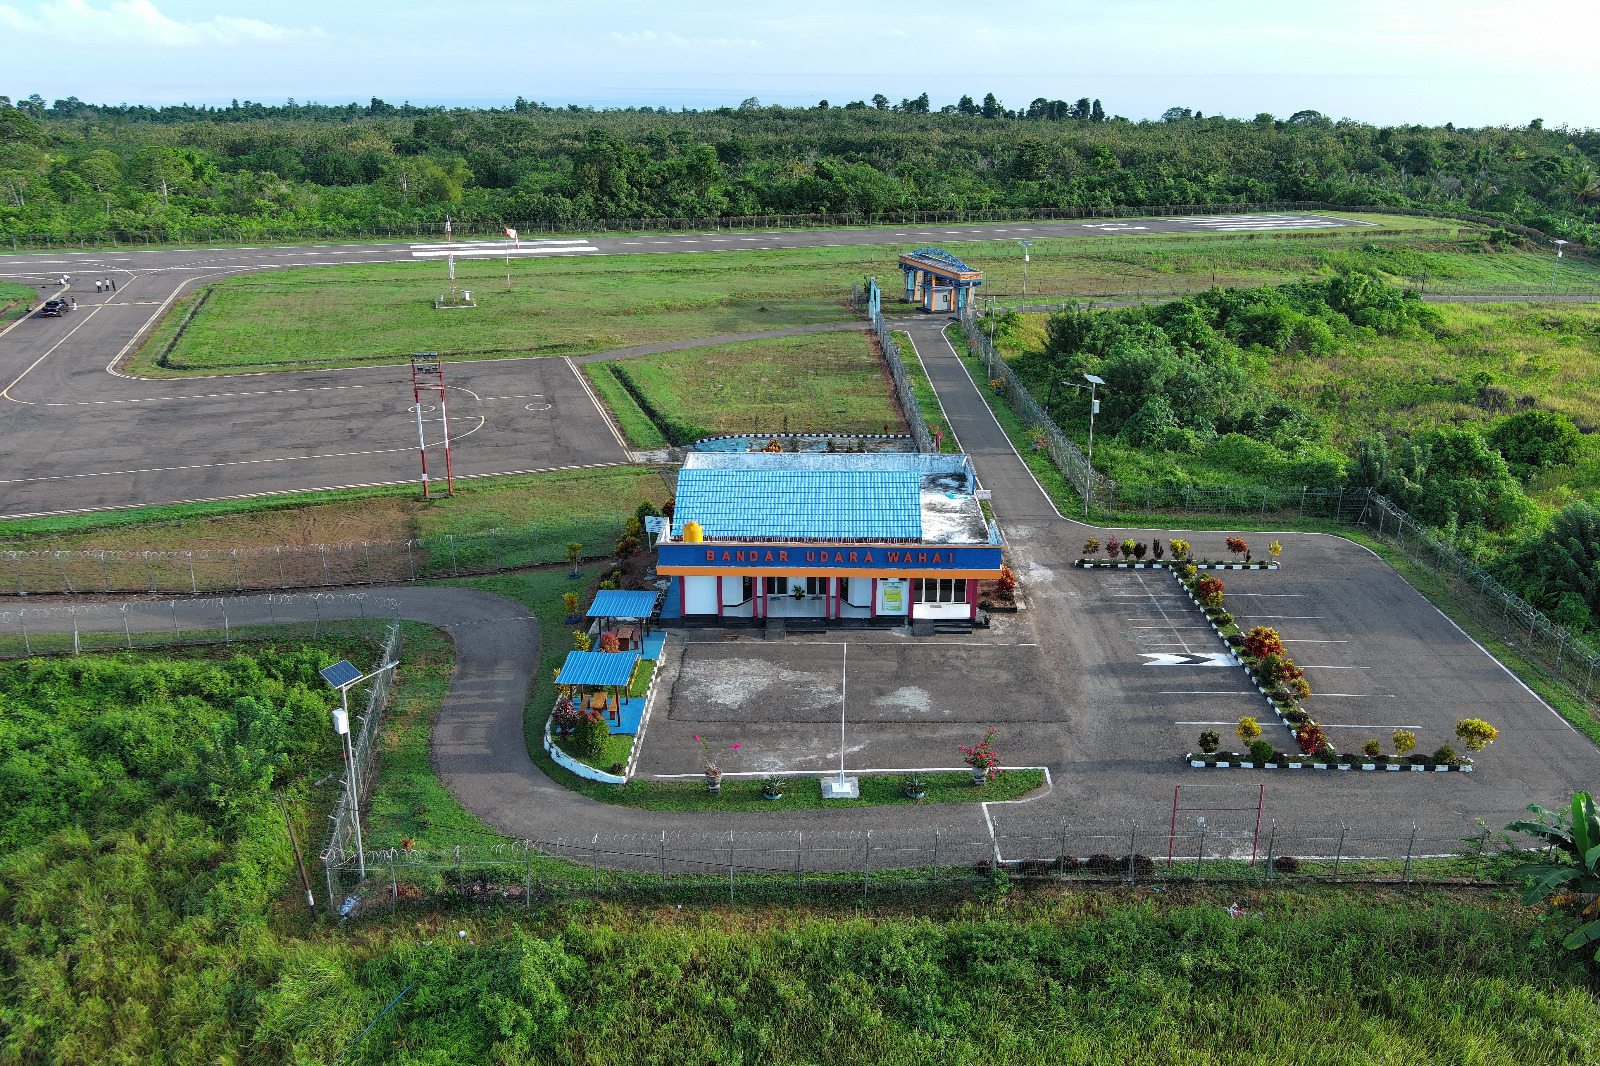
320, 658, 399, 879
1552, 239, 1569, 293
1083, 374, 1106, 519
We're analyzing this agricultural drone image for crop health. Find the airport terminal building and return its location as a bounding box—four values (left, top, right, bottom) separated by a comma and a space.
658, 452, 1003, 624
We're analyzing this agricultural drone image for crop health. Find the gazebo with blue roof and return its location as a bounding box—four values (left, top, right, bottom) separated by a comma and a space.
897, 247, 983, 315
657, 451, 1003, 626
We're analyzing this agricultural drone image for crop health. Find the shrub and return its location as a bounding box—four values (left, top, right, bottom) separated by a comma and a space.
566, 542, 583, 565
1181, 563, 1197, 580
1133, 541, 1148, 560
572, 630, 592, 651
1432, 744, 1459, 765
1249, 739, 1275, 763
1455, 718, 1498, 752
1017, 858, 1054, 877
1104, 539, 1121, 559
1214, 612, 1234, 626
1243, 626, 1285, 660
1198, 729, 1221, 754
1236, 716, 1263, 745
1286, 677, 1312, 701
1362, 738, 1382, 759
551, 695, 581, 734
1226, 536, 1249, 559
960, 728, 1003, 779
1295, 722, 1327, 756
598, 631, 621, 653
1270, 854, 1301, 873
1056, 854, 1082, 872
1256, 653, 1303, 688
1393, 729, 1417, 756
1152, 540, 1165, 560
1086, 853, 1119, 875
1082, 536, 1100, 556
1123, 854, 1156, 877
562, 591, 579, 616
1225, 633, 1244, 646
1195, 574, 1225, 607
1169, 539, 1190, 560
1268, 540, 1282, 560
1120, 539, 1136, 559
996, 565, 1017, 598
573, 709, 610, 760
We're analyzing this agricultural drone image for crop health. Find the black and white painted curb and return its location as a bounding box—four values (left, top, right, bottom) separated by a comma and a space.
1076, 560, 1279, 570
1184, 753, 1472, 772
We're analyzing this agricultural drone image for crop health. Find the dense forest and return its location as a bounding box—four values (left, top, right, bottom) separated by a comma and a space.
1, 92, 1597, 244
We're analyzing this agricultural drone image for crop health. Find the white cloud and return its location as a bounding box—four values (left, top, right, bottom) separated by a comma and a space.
0, 0, 321, 46
605, 29, 761, 50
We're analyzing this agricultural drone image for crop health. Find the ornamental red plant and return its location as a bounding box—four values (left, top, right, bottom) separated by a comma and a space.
1195, 575, 1225, 607
598, 631, 620, 653
1242, 626, 1285, 660
960, 729, 1004, 778
1226, 536, 1249, 559
996, 565, 1017, 598
1256, 653, 1304, 688
1295, 722, 1328, 756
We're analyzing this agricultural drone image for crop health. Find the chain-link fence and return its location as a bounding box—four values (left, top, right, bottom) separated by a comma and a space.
0, 591, 399, 659
321, 619, 404, 908
2, 513, 630, 597
325, 816, 1516, 917
1355, 493, 1600, 707
867, 279, 935, 453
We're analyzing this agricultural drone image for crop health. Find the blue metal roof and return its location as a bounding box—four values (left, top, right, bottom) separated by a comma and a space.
588, 590, 659, 618
905, 247, 975, 272
556, 650, 641, 687
672, 468, 923, 541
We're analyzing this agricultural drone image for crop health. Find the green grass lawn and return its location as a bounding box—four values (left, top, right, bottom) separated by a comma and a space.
0, 280, 37, 325
597, 331, 905, 443
0, 465, 673, 550
894, 330, 961, 453
541, 768, 1046, 812
128, 247, 874, 375
584, 362, 670, 448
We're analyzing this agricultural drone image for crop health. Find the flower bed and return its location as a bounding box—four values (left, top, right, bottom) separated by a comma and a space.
1076, 559, 1277, 570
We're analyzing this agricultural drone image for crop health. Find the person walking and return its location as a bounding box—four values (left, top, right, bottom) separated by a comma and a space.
109, 277, 116, 291
95, 279, 103, 293
69, 296, 77, 310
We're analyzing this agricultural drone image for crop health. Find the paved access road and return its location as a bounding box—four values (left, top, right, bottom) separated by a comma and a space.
0, 213, 1371, 519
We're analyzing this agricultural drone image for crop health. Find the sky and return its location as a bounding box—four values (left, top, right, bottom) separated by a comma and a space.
1, 0, 1596, 127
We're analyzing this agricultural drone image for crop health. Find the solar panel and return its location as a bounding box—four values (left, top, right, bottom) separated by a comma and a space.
319, 660, 363, 689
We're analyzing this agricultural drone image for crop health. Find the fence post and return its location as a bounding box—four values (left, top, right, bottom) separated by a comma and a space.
449, 535, 458, 577
171, 601, 181, 641
71, 608, 79, 656
661, 832, 668, 888
1333, 826, 1346, 881
930, 827, 938, 892
727, 832, 734, 903
593, 835, 600, 893
19, 613, 28, 655
364, 542, 373, 584
121, 604, 131, 649
389, 851, 398, 915
492, 529, 500, 572
101, 550, 111, 593
223, 606, 230, 645
56, 551, 69, 594
527, 841, 535, 908
320, 545, 330, 586
1264, 826, 1276, 882
1127, 825, 1137, 886
1402, 824, 1417, 888
863, 830, 872, 903
795, 831, 803, 887
11, 553, 20, 596
187, 551, 197, 594
455, 845, 464, 894
407, 541, 416, 583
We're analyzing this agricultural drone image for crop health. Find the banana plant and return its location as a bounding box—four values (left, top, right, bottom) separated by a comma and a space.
1506, 791, 1600, 956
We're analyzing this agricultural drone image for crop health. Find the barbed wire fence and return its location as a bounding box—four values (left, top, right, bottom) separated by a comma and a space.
0, 590, 400, 659
1, 513, 630, 597
324, 817, 1516, 918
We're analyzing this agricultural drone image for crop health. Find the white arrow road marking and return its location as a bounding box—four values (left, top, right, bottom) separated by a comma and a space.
1140, 652, 1236, 667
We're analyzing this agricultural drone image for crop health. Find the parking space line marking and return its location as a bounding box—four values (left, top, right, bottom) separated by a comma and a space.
1302, 665, 1369, 669
1161, 691, 1255, 695
1227, 593, 1306, 597
1283, 639, 1346, 643
1309, 693, 1396, 698
1246, 615, 1325, 620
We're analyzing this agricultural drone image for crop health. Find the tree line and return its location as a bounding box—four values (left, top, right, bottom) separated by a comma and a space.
0, 94, 1596, 244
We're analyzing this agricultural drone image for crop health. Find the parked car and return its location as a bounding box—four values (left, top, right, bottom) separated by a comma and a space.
39, 298, 70, 317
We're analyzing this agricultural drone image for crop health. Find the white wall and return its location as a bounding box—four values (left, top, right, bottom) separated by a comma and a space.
683, 575, 718, 615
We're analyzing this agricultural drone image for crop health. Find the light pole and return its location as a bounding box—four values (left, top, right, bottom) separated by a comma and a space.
320, 658, 399, 880
1083, 373, 1105, 519
1551, 239, 1569, 294
1018, 240, 1033, 308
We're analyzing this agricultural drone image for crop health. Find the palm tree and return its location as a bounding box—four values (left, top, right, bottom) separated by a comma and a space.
1565, 166, 1599, 205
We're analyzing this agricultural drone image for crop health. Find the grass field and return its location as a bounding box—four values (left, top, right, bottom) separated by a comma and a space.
594, 331, 905, 444
0, 280, 37, 325
119, 216, 1600, 377
0, 465, 673, 550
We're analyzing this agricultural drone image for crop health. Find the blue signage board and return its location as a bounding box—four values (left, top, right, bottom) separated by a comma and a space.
658, 542, 1002, 575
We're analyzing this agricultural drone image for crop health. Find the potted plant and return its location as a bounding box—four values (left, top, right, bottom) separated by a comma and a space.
904, 774, 927, 800
566, 541, 583, 578
761, 775, 785, 800
960, 729, 1003, 785
695, 734, 723, 792
563, 591, 580, 624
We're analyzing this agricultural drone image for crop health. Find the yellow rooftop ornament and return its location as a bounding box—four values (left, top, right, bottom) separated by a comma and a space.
682, 520, 704, 543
